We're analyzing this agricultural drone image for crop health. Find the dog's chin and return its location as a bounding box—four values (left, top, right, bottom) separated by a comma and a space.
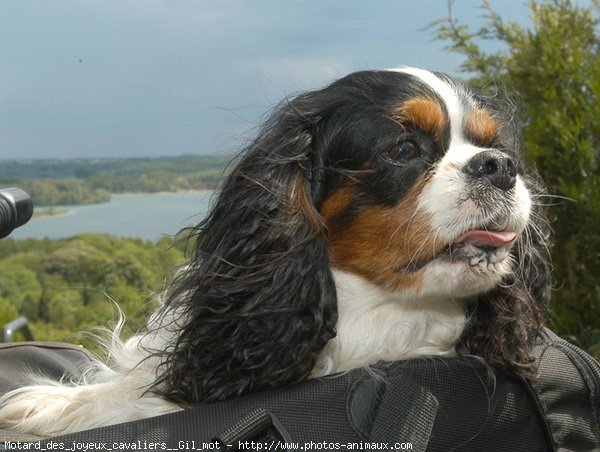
416, 241, 515, 299
437, 241, 513, 271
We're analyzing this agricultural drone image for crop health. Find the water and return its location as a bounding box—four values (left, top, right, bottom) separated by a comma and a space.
11, 191, 215, 241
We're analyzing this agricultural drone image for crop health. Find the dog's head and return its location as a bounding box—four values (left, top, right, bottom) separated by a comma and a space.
319, 68, 531, 297
154, 68, 550, 404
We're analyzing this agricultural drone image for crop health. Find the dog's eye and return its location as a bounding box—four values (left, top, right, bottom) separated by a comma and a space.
382, 141, 420, 166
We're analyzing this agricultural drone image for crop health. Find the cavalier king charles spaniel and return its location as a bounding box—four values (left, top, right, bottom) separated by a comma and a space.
0, 67, 550, 436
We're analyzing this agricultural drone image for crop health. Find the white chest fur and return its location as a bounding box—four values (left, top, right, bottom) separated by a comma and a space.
312, 269, 468, 376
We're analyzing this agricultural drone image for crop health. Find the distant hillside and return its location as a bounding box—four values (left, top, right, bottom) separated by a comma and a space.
0, 155, 229, 206
0, 232, 187, 350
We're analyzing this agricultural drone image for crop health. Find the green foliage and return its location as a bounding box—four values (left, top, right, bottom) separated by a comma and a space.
18, 178, 111, 206
0, 299, 19, 331
0, 234, 185, 352
0, 260, 42, 312
0, 155, 229, 181
0, 155, 229, 206
434, 0, 600, 358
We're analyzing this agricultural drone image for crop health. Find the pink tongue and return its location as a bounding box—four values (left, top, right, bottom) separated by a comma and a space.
454, 230, 516, 248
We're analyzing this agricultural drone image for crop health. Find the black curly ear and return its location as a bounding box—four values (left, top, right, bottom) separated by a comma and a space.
152, 95, 337, 404
461, 176, 552, 378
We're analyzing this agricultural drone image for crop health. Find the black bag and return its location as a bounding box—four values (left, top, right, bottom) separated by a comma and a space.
1, 330, 598, 451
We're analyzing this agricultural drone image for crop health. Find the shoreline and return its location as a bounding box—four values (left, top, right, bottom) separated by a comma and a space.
33, 207, 75, 219
111, 189, 214, 198
35, 189, 215, 210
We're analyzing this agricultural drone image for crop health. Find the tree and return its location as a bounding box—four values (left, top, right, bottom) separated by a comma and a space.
434, 0, 600, 355
0, 261, 42, 312
0, 233, 186, 351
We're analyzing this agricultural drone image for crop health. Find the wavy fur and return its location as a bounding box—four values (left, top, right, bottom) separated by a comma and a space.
151, 95, 339, 404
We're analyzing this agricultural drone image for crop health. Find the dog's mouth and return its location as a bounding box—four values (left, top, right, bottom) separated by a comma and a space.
453, 228, 516, 249
438, 222, 517, 268
400, 223, 518, 273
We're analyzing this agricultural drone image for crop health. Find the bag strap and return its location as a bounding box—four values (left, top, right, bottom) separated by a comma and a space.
212, 408, 293, 451
526, 329, 600, 451
369, 377, 439, 451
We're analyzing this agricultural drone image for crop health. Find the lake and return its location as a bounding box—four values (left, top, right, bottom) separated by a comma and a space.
11, 191, 215, 241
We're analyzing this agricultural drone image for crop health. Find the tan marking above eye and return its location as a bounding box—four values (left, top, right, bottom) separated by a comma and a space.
464, 108, 499, 146
393, 98, 448, 143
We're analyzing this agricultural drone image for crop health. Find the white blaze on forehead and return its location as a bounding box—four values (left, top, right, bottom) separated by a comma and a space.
388, 66, 470, 147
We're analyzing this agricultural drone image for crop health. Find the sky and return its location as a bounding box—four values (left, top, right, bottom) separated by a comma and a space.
0, 1, 544, 160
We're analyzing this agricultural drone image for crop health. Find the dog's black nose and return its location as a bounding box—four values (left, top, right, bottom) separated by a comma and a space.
463, 150, 517, 190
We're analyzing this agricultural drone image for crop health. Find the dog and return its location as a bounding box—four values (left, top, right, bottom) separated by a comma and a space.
0, 67, 550, 436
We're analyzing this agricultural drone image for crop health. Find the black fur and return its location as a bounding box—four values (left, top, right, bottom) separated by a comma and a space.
150, 101, 337, 404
